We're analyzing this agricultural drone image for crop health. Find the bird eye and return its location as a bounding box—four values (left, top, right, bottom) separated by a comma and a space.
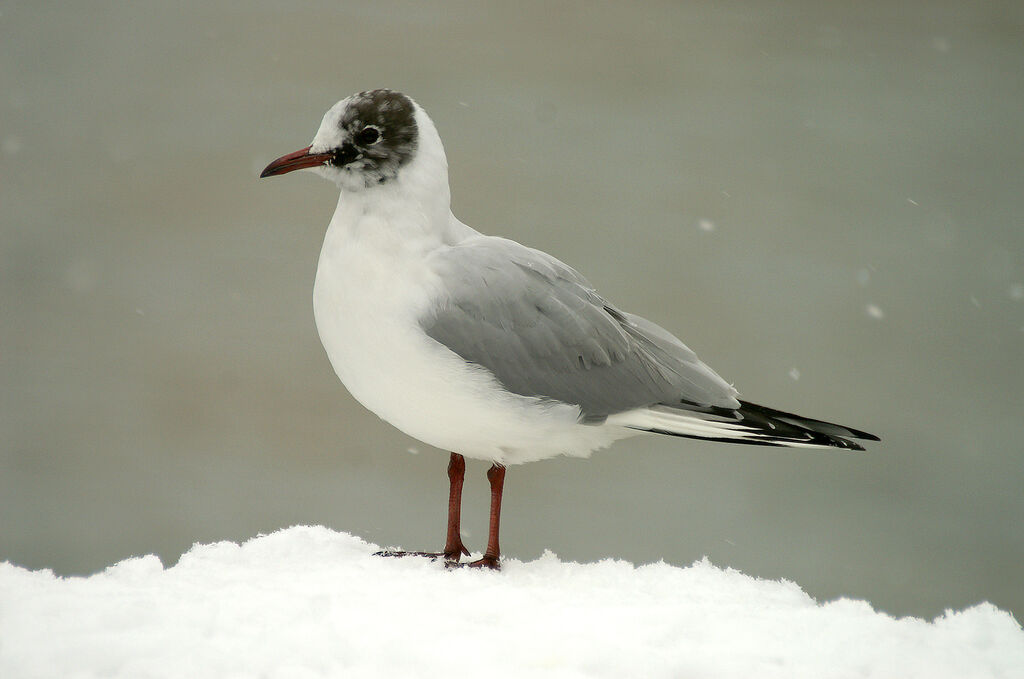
355, 126, 382, 146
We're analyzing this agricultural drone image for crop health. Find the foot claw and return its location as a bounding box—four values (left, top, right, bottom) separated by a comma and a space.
466, 555, 501, 571
444, 542, 470, 562
374, 548, 470, 564
374, 550, 443, 560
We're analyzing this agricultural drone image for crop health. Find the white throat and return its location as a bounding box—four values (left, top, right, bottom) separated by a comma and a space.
318, 104, 473, 250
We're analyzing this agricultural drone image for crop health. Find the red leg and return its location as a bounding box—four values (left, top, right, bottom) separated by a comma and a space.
468, 463, 506, 570
376, 452, 469, 562
442, 453, 471, 561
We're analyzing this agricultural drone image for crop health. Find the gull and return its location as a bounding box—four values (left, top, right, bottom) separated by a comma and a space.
260, 89, 878, 569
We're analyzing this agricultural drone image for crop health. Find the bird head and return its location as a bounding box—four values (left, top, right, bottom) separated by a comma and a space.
260, 89, 422, 190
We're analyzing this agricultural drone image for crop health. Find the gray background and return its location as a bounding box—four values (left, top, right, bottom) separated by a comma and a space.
2, 1, 1022, 619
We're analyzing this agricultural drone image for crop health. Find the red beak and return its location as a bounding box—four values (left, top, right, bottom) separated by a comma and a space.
260, 146, 334, 178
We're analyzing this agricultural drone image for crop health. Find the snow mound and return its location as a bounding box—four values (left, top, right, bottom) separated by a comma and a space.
1, 526, 1021, 678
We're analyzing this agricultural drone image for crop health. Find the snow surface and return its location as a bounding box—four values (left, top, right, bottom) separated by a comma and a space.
1, 526, 1021, 679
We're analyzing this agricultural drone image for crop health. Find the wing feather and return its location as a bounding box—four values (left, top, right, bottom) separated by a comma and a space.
422, 237, 739, 419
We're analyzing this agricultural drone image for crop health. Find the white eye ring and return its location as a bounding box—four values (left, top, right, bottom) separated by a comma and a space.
356, 125, 382, 146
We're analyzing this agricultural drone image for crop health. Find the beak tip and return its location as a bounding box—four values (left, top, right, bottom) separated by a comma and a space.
259, 145, 324, 180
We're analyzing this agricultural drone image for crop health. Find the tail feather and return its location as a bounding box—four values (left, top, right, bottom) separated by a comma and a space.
609, 400, 878, 451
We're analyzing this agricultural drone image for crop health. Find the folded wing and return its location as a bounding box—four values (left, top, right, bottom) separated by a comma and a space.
421, 237, 740, 419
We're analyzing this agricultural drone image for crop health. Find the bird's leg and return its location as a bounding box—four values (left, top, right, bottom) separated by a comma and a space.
441, 452, 471, 561
467, 463, 506, 570
375, 452, 470, 562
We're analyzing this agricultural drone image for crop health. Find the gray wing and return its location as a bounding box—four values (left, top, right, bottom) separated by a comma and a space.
421, 237, 739, 419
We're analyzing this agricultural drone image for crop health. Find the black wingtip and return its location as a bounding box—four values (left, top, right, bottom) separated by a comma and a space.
736, 400, 879, 447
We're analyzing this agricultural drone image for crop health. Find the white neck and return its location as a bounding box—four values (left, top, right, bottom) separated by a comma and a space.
326, 105, 475, 251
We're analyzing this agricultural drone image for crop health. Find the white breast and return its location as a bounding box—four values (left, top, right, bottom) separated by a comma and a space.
311, 212, 633, 465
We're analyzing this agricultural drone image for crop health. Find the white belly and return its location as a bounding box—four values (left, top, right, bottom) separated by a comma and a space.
310, 225, 632, 465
